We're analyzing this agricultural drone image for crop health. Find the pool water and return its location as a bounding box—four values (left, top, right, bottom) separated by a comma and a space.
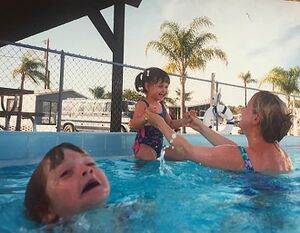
1, 142, 300, 233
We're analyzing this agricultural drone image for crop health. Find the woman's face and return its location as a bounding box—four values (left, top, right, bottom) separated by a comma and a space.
45, 149, 110, 219
239, 95, 257, 130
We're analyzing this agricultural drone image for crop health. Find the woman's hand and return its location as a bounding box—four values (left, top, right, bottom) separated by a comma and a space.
187, 115, 203, 131
181, 110, 196, 126
144, 109, 165, 129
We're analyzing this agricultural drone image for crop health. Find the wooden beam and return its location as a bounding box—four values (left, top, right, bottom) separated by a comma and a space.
88, 10, 115, 52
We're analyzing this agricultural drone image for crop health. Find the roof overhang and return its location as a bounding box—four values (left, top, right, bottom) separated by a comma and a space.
0, 0, 142, 42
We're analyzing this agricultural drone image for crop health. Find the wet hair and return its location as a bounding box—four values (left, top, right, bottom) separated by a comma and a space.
24, 143, 87, 223
134, 67, 170, 93
252, 91, 293, 143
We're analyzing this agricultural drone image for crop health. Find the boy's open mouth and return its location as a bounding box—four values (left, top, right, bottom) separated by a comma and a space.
81, 179, 100, 195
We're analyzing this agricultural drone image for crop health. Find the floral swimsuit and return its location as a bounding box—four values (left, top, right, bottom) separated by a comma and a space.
133, 100, 167, 157
238, 146, 254, 171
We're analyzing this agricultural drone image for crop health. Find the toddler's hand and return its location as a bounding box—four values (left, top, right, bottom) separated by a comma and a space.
182, 110, 197, 126
148, 105, 157, 113
189, 110, 197, 117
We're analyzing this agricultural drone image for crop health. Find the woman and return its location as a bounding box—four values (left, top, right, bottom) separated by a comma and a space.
145, 91, 293, 173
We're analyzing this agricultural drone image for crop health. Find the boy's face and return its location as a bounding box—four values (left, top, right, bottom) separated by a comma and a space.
45, 149, 110, 219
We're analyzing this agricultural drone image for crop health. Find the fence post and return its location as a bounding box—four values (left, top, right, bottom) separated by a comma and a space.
215, 81, 219, 131
110, 2, 125, 132
44, 38, 50, 89
56, 50, 65, 132
293, 96, 297, 136
210, 73, 215, 107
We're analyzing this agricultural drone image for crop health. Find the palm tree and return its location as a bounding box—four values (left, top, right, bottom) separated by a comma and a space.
238, 71, 257, 106
89, 86, 106, 99
145, 17, 228, 132
263, 67, 300, 109
259, 71, 279, 91
102, 92, 112, 99
164, 96, 176, 106
175, 88, 193, 102
12, 54, 45, 131
122, 89, 143, 102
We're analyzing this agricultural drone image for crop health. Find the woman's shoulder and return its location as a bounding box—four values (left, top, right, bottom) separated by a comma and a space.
216, 144, 240, 152
274, 144, 293, 172
254, 143, 293, 173
213, 144, 244, 161
207, 144, 245, 170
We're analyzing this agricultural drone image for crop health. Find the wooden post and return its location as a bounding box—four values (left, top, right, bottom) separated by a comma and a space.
210, 73, 215, 107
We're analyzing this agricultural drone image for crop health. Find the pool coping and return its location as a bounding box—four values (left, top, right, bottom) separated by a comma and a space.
0, 131, 298, 168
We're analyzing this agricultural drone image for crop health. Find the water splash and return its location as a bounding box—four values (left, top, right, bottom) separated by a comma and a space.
158, 145, 175, 176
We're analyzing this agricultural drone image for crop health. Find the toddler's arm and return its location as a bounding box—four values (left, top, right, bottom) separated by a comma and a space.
166, 110, 194, 130
129, 101, 148, 131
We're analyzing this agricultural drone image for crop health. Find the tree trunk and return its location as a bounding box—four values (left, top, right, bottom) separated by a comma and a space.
287, 95, 291, 111
16, 76, 25, 131
287, 95, 292, 135
180, 75, 186, 133
244, 84, 247, 107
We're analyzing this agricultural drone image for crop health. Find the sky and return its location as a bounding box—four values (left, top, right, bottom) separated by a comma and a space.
21, 0, 300, 106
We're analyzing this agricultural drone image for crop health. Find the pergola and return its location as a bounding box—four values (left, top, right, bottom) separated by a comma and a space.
0, 0, 142, 132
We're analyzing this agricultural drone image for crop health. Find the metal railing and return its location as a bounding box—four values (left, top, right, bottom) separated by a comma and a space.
0, 40, 298, 132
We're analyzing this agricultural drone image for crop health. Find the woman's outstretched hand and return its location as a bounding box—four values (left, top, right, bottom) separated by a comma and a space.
145, 109, 199, 130
181, 110, 196, 126
144, 108, 165, 129
187, 115, 203, 131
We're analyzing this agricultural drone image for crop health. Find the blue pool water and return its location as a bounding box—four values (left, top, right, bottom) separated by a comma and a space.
0, 132, 299, 233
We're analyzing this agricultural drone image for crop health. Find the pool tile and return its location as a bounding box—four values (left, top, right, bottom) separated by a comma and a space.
27, 132, 58, 160
57, 132, 84, 147
0, 132, 28, 160
82, 132, 106, 158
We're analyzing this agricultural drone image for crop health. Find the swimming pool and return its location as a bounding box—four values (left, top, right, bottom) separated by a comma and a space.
0, 132, 299, 233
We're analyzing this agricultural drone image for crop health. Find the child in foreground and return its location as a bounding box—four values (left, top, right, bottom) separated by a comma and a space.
24, 143, 110, 224
130, 67, 192, 160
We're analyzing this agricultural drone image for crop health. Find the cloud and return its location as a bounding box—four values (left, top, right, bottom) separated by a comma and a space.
246, 23, 300, 70
277, 24, 300, 43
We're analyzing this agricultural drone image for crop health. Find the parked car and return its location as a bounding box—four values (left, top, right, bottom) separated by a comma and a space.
61, 98, 135, 132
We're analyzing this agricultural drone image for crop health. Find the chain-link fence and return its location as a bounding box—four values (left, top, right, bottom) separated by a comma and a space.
0, 40, 299, 133
0, 41, 147, 132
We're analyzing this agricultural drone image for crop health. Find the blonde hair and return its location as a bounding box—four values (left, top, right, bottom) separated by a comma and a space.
252, 91, 292, 142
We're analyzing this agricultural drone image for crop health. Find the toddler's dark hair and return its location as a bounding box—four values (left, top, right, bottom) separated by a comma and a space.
135, 67, 170, 93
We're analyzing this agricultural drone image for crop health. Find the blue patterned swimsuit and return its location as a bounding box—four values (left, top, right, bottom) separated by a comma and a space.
133, 100, 167, 157
238, 146, 254, 171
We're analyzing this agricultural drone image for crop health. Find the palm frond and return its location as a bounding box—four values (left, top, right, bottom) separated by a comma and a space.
163, 63, 177, 73
160, 21, 180, 34
12, 54, 46, 87
189, 17, 214, 33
